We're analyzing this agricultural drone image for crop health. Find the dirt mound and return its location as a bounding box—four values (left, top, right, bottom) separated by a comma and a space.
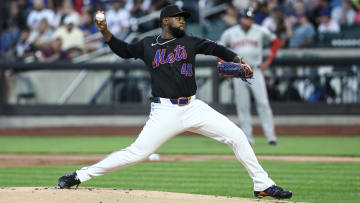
0, 187, 290, 203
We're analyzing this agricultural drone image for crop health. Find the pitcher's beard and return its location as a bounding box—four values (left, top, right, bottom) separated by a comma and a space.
169, 26, 186, 38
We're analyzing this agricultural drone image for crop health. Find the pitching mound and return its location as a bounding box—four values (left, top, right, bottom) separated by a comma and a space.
0, 187, 290, 203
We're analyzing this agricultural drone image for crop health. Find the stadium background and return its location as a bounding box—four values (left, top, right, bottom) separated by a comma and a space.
0, 0, 359, 202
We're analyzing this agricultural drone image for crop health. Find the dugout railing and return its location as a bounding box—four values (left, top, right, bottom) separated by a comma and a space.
0, 57, 360, 116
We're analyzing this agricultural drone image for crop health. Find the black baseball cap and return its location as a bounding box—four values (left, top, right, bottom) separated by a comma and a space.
239, 8, 254, 18
160, 5, 191, 20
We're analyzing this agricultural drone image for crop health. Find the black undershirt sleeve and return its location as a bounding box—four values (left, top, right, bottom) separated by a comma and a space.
106, 36, 133, 59
193, 36, 237, 62
212, 43, 237, 62
127, 39, 144, 59
106, 36, 145, 59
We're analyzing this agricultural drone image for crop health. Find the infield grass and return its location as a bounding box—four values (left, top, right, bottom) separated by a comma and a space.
0, 136, 359, 156
0, 161, 359, 203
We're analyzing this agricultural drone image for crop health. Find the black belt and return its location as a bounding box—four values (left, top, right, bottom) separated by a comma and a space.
150, 97, 192, 105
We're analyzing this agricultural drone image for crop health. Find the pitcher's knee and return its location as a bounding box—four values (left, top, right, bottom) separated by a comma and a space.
227, 130, 248, 145
130, 150, 152, 162
121, 146, 153, 163
238, 131, 250, 143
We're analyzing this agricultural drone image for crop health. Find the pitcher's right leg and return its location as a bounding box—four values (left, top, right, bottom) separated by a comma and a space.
59, 102, 183, 187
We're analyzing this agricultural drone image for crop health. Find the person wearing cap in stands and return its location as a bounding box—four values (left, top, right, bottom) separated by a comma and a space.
52, 14, 84, 51
318, 8, 341, 33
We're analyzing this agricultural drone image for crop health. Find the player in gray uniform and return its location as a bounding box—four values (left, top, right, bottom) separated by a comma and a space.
219, 8, 281, 146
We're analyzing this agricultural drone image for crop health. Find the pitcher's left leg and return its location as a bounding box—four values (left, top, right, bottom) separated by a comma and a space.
250, 69, 277, 143
184, 100, 274, 191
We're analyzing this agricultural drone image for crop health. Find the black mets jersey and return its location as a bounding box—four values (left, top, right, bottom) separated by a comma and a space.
107, 34, 237, 99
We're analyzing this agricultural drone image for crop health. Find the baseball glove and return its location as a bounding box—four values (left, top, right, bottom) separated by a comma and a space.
217, 61, 253, 82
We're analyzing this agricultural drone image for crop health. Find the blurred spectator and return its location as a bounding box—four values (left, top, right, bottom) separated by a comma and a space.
15, 28, 34, 58
288, 15, 316, 48
332, 0, 356, 25
232, 0, 251, 10
355, 3, 360, 23
6, 1, 27, 31
221, 4, 238, 26
106, 0, 130, 38
275, 18, 288, 47
52, 15, 84, 54
27, 0, 56, 29
282, 0, 296, 16
310, 0, 332, 29
3, 0, 360, 59
17, 0, 34, 22
48, 0, 64, 11
79, 0, 103, 15
291, 0, 312, 18
330, 0, 343, 8
307, 77, 326, 102
37, 38, 70, 62
80, 11, 98, 36
148, 0, 171, 13
251, 0, 269, 25
318, 8, 340, 33
73, 0, 85, 14
262, 5, 288, 47
54, 0, 80, 28
27, 19, 53, 49
262, 6, 282, 33
80, 11, 102, 53
1, 23, 20, 57
126, 0, 151, 17
1, 1, 25, 57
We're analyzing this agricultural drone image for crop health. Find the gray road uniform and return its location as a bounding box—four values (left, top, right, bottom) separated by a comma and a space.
219, 24, 277, 145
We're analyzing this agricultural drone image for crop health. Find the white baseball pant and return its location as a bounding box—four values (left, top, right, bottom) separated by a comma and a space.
76, 96, 275, 191
233, 68, 276, 145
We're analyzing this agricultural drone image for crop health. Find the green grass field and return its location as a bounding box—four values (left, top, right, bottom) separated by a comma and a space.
0, 135, 359, 203
0, 136, 359, 156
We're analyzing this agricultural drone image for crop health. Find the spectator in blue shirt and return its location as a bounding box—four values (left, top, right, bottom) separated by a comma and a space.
80, 11, 98, 35
289, 15, 316, 48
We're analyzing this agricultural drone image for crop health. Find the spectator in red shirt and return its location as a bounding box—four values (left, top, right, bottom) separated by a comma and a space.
38, 38, 70, 62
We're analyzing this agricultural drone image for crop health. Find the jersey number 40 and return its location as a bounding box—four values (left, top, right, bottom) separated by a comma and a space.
181, 63, 193, 77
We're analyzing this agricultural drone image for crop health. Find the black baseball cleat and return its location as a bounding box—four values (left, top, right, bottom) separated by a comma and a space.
268, 140, 277, 146
254, 185, 292, 199
58, 172, 81, 189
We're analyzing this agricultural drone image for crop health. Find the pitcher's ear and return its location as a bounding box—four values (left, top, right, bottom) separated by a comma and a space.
162, 17, 169, 26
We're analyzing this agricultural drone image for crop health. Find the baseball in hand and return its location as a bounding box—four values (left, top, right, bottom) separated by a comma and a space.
95, 12, 105, 22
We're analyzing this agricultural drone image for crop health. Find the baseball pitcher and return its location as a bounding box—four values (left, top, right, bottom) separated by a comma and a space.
58, 5, 291, 199
219, 8, 281, 146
